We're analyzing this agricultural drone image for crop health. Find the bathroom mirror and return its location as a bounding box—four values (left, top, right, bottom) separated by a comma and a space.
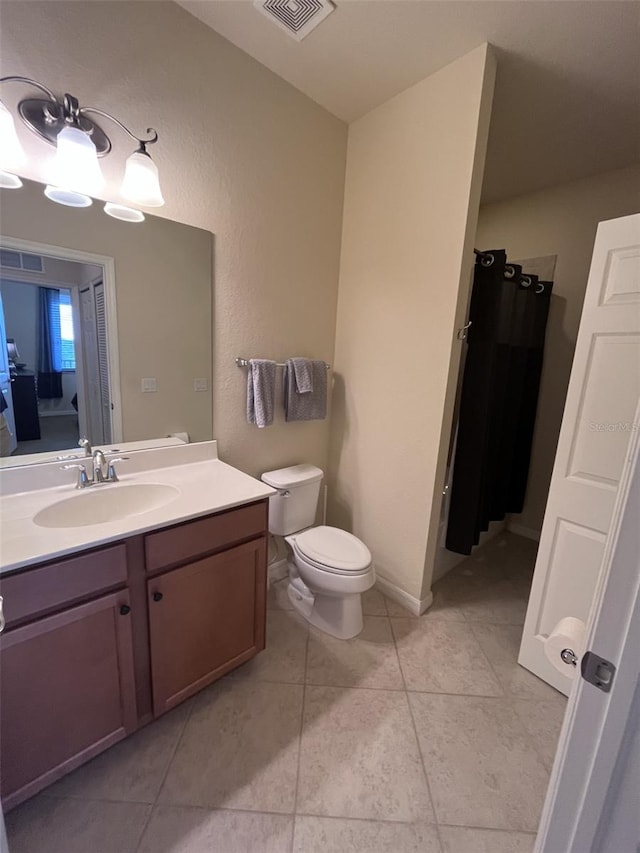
0, 178, 213, 466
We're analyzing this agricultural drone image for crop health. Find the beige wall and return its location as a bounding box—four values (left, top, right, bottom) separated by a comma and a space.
0, 1, 347, 476
328, 45, 496, 603
476, 163, 640, 533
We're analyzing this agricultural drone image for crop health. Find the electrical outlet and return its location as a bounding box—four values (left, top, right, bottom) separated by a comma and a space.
141, 378, 157, 393
194, 378, 208, 392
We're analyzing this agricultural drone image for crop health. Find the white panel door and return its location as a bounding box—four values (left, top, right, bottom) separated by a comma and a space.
519, 213, 640, 695
536, 425, 640, 853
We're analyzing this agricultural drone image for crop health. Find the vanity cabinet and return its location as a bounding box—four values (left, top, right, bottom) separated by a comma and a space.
0, 498, 268, 810
0, 591, 137, 809
148, 538, 266, 715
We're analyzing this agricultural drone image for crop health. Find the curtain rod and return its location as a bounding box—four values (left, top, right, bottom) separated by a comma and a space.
235, 357, 331, 370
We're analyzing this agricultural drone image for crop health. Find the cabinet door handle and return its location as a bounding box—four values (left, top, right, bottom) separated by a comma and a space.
119, 604, 131, 616
0, 595, 5, 634
152, 592, 163, 602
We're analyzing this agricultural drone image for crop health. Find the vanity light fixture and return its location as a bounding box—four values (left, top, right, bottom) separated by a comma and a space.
0, 76, 164, 210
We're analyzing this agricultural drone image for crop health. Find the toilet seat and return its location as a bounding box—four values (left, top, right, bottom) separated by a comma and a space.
293, 526, 372, 575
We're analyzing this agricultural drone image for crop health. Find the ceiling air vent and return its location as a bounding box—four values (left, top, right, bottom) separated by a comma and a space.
254, 0, 335, 41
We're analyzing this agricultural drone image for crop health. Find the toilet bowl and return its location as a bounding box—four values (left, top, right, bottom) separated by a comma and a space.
261, 465, 374, 639
286, 526, 374, 639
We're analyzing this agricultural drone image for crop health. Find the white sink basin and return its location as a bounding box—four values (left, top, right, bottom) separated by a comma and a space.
33, 483, 181, 529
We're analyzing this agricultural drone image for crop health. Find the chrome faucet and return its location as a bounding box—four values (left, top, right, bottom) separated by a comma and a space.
92, 449, 108, 483
62, 453, 129, 488
78, 437, 92, 457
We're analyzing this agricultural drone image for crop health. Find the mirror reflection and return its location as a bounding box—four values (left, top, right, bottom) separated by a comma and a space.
0, 178, 213, 465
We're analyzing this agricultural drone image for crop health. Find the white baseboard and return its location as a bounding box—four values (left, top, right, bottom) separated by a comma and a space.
268, 558, 289, 585
507, 521, 541, 542
375, 575, 433, 616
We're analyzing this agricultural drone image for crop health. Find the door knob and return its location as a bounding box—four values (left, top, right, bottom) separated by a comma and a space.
119, 604, 131, 616
152, 591, 163, 602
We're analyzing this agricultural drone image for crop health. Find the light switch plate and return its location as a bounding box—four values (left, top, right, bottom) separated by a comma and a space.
194, 378, 208, 392
141, 378, 157, 393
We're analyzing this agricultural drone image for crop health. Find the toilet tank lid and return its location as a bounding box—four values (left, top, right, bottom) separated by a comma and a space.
261, 464, 323, 489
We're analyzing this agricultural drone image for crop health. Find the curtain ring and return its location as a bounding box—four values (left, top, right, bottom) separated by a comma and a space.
504, 265, 516, 279
521, 275, 532, 287
457, 321, 472, 341
480, 253, 494, 267
536, 282, 545, 294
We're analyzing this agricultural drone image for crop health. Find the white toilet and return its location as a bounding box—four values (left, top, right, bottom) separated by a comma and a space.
261, 464, 375, 639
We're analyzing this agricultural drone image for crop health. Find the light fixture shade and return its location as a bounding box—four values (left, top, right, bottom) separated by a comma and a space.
53, 125, 104, 196
0, 101, 26, 171
104, 202, 145, 223
121, 150, 164, 207
0, 171, 23, 189
44, 185, 93, 208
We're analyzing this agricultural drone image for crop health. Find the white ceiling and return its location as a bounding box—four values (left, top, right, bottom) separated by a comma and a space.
178, 0, 640, 203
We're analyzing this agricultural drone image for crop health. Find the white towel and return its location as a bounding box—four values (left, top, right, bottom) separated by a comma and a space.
247, 359, 277, 428
291, 357, 314, 393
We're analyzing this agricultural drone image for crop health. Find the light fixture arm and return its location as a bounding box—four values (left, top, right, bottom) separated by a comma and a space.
0, 75, 58, 102
0, 72, 165, 213
79, 107, 158, 149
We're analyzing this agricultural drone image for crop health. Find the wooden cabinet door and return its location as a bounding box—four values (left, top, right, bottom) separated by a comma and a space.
0, 591, 137, 809
148, 538, 267, 716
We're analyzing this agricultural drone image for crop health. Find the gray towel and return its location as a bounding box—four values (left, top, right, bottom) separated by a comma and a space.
247, 359, 277, 428
284, 359, 327, 422
291, 357, 314, 393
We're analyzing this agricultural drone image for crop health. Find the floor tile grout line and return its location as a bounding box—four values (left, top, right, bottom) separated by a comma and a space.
131, 803, 155, 853
463, 619, 509, 698
134, 800, 299, 818
293, 810, 439, 826
389, 614, 441, 834
290, 626, 311, 850
437, 819, 538, 835
133, 698, 197, 853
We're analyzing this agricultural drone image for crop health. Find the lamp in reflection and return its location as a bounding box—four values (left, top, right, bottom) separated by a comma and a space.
103, 202, 145, 223
0, 76, 164, 215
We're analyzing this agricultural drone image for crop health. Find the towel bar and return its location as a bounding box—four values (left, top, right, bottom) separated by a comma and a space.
235, 357, 330, 370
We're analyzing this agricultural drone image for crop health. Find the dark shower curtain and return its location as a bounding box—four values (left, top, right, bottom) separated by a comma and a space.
446, 249, 553, 555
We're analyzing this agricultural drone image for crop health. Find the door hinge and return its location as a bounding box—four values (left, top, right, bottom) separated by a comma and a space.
581, 650, 616, 693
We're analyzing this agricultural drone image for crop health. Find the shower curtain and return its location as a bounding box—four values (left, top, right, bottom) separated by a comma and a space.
446, 249, 553, 555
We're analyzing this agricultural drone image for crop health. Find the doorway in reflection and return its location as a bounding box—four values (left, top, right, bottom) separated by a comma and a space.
0, 248, 108, 457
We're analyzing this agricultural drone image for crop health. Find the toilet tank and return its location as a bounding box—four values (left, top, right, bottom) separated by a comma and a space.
261, 464, 323, 536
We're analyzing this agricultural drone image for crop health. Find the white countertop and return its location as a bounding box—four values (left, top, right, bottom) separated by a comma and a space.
0, 441, 275, 575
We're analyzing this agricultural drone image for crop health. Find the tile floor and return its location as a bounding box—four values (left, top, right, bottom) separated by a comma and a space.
6, 532, 567, 853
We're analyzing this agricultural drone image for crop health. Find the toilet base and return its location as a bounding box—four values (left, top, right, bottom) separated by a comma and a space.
287, 578, 364, 640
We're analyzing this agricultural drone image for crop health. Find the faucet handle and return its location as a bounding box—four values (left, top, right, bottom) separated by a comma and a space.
61, 463, 90, 489
107, 456, 130, 483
